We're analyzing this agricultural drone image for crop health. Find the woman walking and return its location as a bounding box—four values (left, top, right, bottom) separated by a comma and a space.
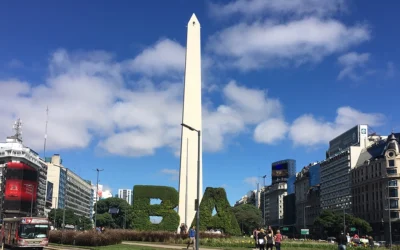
274, 230, 282, 250
257, 229, 267, 250
265, 229, 274, 250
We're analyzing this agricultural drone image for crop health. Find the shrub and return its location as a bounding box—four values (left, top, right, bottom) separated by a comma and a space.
49, 230, 123, 246
132, 185, 180, 231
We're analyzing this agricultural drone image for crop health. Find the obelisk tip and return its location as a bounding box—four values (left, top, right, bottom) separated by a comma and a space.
188, 13, 200, 26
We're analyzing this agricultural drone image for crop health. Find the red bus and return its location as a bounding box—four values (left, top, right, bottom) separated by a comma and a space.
2, 217, 49, 249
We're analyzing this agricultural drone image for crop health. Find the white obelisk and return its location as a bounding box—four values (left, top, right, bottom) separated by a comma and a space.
178, 13, 203, 230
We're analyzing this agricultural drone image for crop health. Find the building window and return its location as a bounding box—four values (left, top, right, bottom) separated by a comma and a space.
389, 180, 398, 187
387, 169, 397, 175
389, 160, 395, 167
390, 200, 398, 209
389, 189, 398, 198
390, 211, 399, 219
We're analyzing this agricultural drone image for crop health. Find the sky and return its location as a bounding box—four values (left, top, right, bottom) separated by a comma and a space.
0, 0, 399, 205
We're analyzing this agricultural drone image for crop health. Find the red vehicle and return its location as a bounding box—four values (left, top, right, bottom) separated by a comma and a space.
2, 217, 49, 249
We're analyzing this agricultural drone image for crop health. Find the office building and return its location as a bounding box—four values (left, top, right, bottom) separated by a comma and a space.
0, 119, 47, 218
320, 125, 371, 212
283, 194, 296, 227
351, 133, 400, 241
46, 154, 93, 218
261, 182, 287, 226
118, 189, 132, 205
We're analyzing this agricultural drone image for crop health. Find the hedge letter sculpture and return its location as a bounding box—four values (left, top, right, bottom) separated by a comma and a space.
192, 187, 241, 235
132, 185, 180, 231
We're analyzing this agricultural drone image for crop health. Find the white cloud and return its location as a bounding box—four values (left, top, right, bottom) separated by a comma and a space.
244, 177, 259, 188
289, 106, 385, 146
209, 0, 345, 19
337, 52, 370, 80
160, 168, 179, 181
254, 118, 289, 144
207, 18, 370, 70
127, 39, 185, 77
0, 46, 284, 157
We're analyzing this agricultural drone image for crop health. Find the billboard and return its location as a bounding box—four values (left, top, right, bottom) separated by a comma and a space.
328, 125, 359, 156
272, 162, 289, 183
4, 162, 38, 214
46, 181, 53, 203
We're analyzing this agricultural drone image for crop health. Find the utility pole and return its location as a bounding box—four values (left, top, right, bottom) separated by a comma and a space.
94, 168, 104, 228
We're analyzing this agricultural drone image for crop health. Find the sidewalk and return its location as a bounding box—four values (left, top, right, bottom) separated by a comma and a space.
122, 241, 218, 250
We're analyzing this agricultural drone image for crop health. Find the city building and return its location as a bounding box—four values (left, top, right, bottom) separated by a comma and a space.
0, 119, 47, 218
320, 125, 372, 212
283, 175, 297, 230
261, 182, 287, 226
46, 154, 93, 218
234, 190, 258, 207
118, 189, 132, 205
351, 133, 400, 241
294, 162, 321, 234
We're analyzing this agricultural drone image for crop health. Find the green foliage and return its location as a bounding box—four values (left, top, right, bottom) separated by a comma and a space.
132, 185, 180, 231
193, 187, 241, 236
314, 210, 372, 237
48, 208, 92, 230
231, 204, 262, 235
95, 197, 134, 229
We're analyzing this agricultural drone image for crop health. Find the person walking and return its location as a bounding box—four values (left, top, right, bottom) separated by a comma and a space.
257, 229, 266, 250
265, 229, 274, 250
337, 232, 347, 250
274, 230, 282, 250
368, 235, 374, 249
253, 228, 260, 249
187, 226, 196, 250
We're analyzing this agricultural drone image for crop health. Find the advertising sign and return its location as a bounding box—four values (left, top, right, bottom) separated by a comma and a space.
46, 182, 53, 203
272, 162, 289, 183
329, 125, 359, 155
4, 162, 38, 213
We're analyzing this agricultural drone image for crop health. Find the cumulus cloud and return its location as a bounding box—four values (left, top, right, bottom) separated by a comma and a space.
289, 106, 386, 146
127, 38, 186, 77
0, 43, 285, 156
254, 118, 289, 144
209, 0, 346, 19
337, 52, 370, 80
244, 176, 259, 188
207, 18, 370, 70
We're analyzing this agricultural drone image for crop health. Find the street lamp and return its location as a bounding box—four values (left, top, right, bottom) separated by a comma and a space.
181, 123, 201, 250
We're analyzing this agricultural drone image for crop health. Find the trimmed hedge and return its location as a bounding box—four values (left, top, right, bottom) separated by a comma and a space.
132, 185, 180, 231
192, 187, 241, 236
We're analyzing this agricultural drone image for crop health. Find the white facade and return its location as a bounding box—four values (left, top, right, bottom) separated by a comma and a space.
118, 189, 132, 205
320, 125, 369, 211
178, 13, 203, 228
262, 182, 287, 226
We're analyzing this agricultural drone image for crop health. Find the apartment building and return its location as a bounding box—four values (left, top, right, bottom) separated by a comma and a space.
118, 189, 132, 205
46, 154, 93, 218
261, 182, 287, 226
351, 133, 400, 241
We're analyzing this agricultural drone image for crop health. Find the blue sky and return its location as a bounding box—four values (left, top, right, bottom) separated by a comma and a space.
0, 0, 399, 205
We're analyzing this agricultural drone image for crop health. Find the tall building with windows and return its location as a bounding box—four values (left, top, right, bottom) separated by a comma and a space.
0, 119, 48, 218
46, 154, 93, 218
118, 189, 132, 205
351, 133, 400, 242
320, 125, 373, 212
261, 182, 287, 226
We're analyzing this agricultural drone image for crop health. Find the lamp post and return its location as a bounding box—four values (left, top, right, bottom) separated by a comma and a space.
94, 168, 104, 228
261, 175, 266, 226
181, 123, 201, 250
303, 205, 311, 240
53, 196, 58, 228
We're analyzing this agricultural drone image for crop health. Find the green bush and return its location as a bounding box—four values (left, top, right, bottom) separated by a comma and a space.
193, 187, 241, 236
49, 230, 122, 246
132, 185, 180, 231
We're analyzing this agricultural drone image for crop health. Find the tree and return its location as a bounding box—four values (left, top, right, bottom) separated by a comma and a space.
95, 197, 135, 229
48, 208, 92, 230
314, 210, 372, 238
231, 204, 263, 235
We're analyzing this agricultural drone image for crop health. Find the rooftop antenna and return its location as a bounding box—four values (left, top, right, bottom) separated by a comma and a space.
13, 118, 23, 142
43, 106, 49, 159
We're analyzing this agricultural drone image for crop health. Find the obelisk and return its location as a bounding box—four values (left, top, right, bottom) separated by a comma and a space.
178, 13, 203, 231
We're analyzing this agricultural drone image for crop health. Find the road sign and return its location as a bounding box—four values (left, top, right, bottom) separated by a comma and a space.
350, 227, 357, 232
282, 227, 289, 231
301, 229, 309, 235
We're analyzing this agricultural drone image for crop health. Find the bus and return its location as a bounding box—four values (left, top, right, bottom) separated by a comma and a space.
2, 217, 49, 249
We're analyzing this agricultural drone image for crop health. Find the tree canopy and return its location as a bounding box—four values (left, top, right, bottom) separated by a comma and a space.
95, 197, 134, 229
48, 208, 92, 230
231, 204, 263, 235
314, 210, 372, 237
